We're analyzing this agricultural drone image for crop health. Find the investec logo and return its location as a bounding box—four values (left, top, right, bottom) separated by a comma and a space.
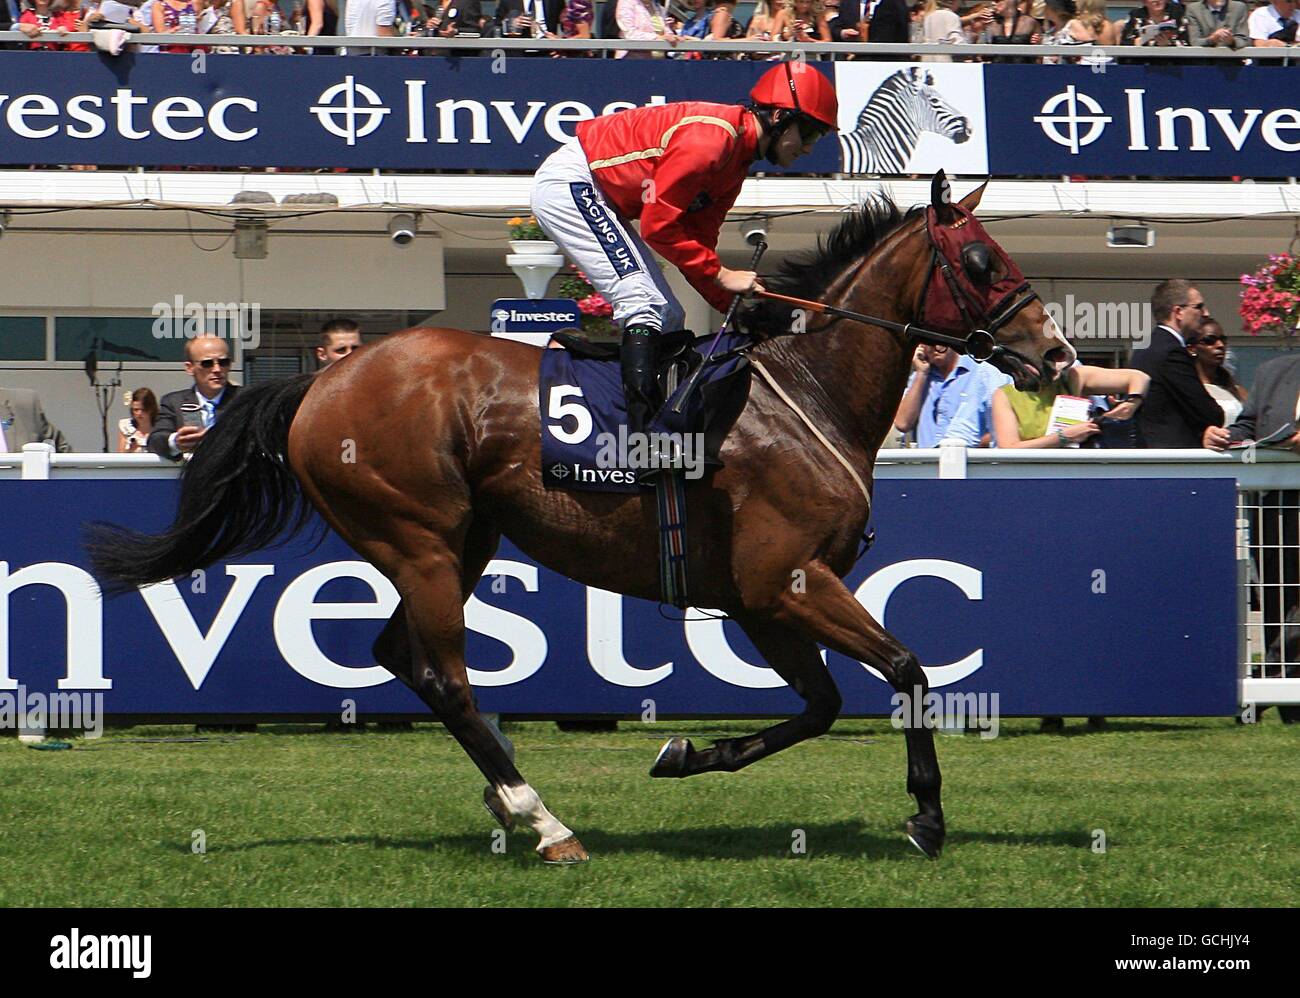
492, 307, 579, 325
311, 76, 670, 147
0, 558, 986, 692
1036, 84, 1300, 154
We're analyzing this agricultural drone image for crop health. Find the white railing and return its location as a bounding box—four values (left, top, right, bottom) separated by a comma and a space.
9, 440, 1297, 708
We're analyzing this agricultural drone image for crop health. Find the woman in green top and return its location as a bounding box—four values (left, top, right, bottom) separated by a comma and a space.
991, 363, 1150, 448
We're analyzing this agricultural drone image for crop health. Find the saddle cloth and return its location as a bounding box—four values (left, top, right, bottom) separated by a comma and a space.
538, 331, 751, 494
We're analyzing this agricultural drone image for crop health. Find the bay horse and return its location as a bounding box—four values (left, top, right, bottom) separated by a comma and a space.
87, 178, 1074, 864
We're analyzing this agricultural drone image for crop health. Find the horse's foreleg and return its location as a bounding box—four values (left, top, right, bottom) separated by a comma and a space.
651, 616, 840, 777
398, 549, 587, 864
764, 561, 944, 858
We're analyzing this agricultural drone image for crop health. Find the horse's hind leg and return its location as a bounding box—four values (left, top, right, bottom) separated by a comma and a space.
395, 541, 587, 864
651, 615, 841, 777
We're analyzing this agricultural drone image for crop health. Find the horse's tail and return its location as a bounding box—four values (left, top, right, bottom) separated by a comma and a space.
85, 373, 317, 594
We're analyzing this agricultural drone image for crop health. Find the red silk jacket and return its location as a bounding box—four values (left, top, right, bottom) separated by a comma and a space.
575, 102, 758, 314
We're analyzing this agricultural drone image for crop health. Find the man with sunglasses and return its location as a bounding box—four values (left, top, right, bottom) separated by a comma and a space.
1128, 279, 1223, 448
149, 335, 241, 460
530, 60, 838, 442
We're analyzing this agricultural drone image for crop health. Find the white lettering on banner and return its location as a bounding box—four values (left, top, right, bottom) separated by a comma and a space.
854, 559, 983, 688
6, 94, 59, 139
0, 562, 107, 691
138, 566, 276, 691
586, 588, 672, 687
0, 90, 257, 142
406, 79, 426, 143
491, 100, 547, 144
543, 101, 595, 144
465, 561, 547, 687
683, 615, 789, 689
274, 561, 398, 688
436, 99, 490, 145
1038, 85, 1300, 156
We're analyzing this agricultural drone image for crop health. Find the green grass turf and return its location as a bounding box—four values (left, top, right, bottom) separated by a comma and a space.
1, 717, 1296, 907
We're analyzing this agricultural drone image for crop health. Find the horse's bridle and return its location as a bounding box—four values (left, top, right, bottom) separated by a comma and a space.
753, 205, 1041, 365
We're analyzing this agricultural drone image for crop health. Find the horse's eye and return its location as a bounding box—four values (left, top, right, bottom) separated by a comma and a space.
962, 242, 993, 283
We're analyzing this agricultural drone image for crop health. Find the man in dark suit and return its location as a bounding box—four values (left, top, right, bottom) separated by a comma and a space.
1129, 279, 1223, 447
867, 0, 911, 44
148, 335, 241, 460
1205, 353, 1300, 722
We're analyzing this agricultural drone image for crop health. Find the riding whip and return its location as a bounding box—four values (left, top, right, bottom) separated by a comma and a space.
671, 238, 768, 415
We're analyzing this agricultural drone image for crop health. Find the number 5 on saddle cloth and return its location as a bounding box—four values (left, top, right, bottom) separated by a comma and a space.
538, 329, 753, 607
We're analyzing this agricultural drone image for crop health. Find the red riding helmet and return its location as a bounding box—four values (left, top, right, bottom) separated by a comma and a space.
749, 61, 839, 131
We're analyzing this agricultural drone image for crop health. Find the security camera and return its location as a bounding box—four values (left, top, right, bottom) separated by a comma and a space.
1107, 223, 1154, 249
388, 213, 418, 246
739, 217, 769, 247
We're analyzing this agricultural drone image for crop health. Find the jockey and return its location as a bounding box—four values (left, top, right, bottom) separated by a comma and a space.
530, 60, 838, 438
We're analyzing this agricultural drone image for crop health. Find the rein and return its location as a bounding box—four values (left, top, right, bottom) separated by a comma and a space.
753, 288, 998, 361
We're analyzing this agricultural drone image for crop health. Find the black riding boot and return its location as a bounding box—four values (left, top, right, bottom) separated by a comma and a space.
620, 324, 662, 440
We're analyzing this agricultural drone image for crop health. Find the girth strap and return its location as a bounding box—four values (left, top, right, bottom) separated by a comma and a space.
749, 357, 872, 507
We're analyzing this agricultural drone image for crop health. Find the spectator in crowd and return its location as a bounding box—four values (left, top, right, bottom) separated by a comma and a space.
825, 0, 863, 40
1040, 0, 1106, 60
344, 0, 395, 53
17, 0, 88, 49
0, 385, 73, 452
987, 0, 1042, 50
1129, 279, 1223, 447
557, 0, 593, 40
1248, 0, 1299, 45
1119, 0, 1191, 46
1185, 0, 1249, 47
745, 0, 786, 55
893, 343, 1012, 447
149, 335, 241, 460
1205, 353, 1300, 722
614, 0, 678, 56
1187, 318, 1247, 425
496, 0, 561, 38
1078, 0, 1118, 41
991, 363, 1148, 449
304, 0, 339, 47
415, 0, 484, 37
198, 0, 240, 46
668, 0, 740, 55
770, 0, 833, 43
316, 319, 362, 368
919, 0, 967, 59
866, 0, 911, 45
153, 0, 204, 52
118, 388, 159, 453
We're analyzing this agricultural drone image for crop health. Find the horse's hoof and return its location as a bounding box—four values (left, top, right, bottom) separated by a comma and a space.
539, 835, 589, 865
905, 814, 945, 859
649, 737, 693, 778
483, 785, 515, 831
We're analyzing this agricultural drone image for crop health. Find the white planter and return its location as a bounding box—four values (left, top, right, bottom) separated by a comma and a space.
509, 239, 559, 256
506, 253, 565, 299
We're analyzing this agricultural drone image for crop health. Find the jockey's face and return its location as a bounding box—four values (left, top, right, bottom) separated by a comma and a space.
770, 117, 826, 167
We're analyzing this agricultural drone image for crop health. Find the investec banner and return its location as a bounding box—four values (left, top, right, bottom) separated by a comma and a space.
0, 51, 1291, 177
0, 478, 1235, 716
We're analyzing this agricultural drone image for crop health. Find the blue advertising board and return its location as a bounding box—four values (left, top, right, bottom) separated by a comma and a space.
0, 51, 1289, 177
0, 476, 1237, 717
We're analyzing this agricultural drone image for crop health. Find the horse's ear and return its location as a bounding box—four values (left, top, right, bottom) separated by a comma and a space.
931, 170, 955, 224
959, 178, 990, 213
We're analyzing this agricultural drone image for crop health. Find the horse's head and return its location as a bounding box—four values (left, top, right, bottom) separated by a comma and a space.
912, 172, 1074, 391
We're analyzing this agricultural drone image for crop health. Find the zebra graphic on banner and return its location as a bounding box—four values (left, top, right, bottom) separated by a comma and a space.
839, 68, 972, 175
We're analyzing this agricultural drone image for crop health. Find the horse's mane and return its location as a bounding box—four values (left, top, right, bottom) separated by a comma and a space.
740, 198, 923, 339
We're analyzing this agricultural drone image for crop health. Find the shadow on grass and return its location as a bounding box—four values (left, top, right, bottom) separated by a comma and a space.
166, 822, 1091, 864
989, 719, 1205, 738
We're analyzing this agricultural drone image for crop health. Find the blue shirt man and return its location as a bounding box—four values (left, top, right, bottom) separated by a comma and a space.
895, 345, 1013, 447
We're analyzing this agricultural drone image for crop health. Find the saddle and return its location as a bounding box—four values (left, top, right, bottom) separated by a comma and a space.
538, 329, 754, 609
